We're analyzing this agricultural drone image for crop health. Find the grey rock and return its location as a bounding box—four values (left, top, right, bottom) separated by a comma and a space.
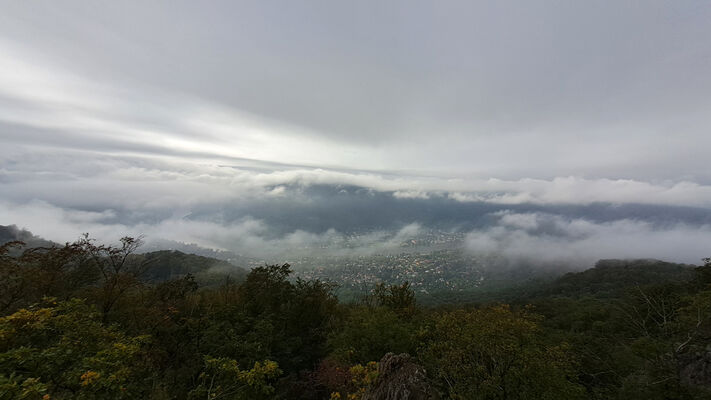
680, 347, 711, 388
362, 353, 438, 400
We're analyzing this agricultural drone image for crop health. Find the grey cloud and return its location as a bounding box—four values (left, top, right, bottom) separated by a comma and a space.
0, 199, 426, 260
3, 191, 710, 265
1, 2, 711, 264
2, 149, 711, 264
4, 150, 711, 221
1, 2, 710, 181
464, 211, 711, 266
5, 1, 708, 139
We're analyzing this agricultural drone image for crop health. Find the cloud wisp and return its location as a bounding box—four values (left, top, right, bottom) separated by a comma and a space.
465, 211, 711, 266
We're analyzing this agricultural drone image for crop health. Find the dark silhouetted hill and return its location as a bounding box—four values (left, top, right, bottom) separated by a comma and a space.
1, 225, 247, 285
139, 249, 247, 285
0, 224, 58, 248
538, 258, 696, 298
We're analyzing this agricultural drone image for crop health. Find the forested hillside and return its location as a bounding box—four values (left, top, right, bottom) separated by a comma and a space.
0, 225, 56, 254
1, 236, 710, 399
0, 225, 248, 287
139, 250, 247, 285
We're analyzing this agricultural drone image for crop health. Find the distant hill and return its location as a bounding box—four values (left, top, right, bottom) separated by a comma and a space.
1, 225, 248, 286
140, 238, 259, 267
1, 224, 699, 297
536, 258, 697, 299
0, 224, 58, 249
139, 249, 248, 285
421, 258, 700, 305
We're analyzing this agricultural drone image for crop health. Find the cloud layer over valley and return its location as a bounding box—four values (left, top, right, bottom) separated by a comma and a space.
2, 1, 711, 266
2, 151, 711, 265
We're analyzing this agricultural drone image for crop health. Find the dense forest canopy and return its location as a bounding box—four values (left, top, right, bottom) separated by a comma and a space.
1, 234, 710, 399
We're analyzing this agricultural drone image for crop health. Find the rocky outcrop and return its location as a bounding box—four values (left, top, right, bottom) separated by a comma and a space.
362, 353, 438, 400
680, 347, 711, 388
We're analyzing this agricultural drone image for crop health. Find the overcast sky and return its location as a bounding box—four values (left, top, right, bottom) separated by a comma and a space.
1, 1, 710, 263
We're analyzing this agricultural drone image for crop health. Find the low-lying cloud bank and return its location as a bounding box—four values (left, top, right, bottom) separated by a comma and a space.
1, 150, 711, 265
4, 149, 711, 210
1, 191, 710, 266
0, 198, 428, 259
465, 211, 711, 266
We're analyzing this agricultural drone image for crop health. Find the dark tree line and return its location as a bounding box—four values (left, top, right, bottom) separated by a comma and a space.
1, 237, 710, 399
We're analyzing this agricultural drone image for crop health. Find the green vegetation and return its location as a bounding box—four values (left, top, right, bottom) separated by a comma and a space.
1, 237, 710, 399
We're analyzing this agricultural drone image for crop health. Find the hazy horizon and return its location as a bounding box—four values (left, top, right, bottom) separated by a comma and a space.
2, 1, 710, 265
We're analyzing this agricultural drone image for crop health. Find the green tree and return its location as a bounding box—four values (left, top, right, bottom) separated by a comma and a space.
329, 282, 421, 364
0, 298, 152, 399
328, 306, 418, 365
187, 356, 281, 400
366, 282, 417, 316
197, 264, 338, 377
420, 305, 585, 400
0, 241, 96, 315
77, 235, 152, 322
